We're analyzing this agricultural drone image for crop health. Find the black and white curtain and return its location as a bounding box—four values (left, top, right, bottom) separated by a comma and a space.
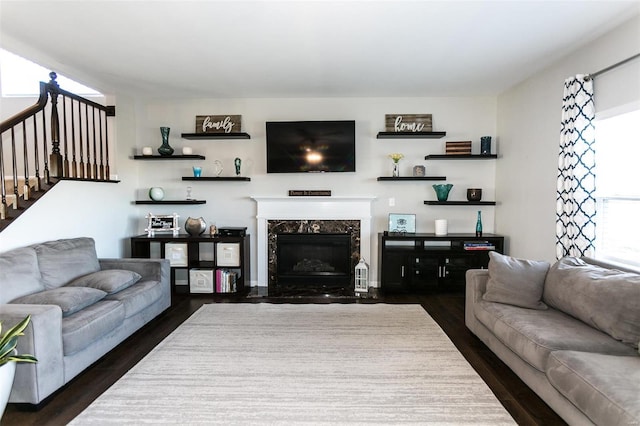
556, 75, 596, 259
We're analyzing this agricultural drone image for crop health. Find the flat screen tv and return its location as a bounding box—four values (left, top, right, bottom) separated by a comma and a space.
266, 120, 356, 173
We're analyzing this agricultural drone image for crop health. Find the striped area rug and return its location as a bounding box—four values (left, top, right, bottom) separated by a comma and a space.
70, 303, 515, 425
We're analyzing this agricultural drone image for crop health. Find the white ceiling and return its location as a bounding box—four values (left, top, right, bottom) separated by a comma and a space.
1, 1, 639, 99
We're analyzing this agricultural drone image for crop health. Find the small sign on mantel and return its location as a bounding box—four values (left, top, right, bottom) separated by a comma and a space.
195, 115, 242, 134
385, 114, 433, 132
288, 190, 332, 197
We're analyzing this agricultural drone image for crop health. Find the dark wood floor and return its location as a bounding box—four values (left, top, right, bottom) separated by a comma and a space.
2, 291, 566, 426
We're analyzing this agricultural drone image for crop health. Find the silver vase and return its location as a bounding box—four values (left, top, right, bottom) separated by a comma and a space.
185, 217, 206, 236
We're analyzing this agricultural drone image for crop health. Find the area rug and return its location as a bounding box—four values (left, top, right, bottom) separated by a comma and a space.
70, 303, 515, 425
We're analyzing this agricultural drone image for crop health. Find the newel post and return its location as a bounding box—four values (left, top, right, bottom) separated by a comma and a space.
48, 72, 63, 178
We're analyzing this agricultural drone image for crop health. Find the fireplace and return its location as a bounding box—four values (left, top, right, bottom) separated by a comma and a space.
251, 196, 376, 290
276, 233, 352, 286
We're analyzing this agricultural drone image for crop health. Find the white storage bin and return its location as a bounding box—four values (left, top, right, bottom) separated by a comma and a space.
165, 243, 188, 267
189, 268, 214, 293
216, 242, 240, 267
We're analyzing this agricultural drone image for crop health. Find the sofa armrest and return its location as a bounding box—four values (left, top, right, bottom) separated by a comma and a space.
99, 258, 170, 283
0, 304, 64, 404
465, 269, 490, 332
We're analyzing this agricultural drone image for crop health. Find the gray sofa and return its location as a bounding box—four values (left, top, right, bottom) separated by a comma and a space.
0, 237, 170, 405
466, 252, 640, 426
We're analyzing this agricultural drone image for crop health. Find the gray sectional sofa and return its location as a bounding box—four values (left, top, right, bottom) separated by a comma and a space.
0, 237, 170, 405
466, 252, 640, 426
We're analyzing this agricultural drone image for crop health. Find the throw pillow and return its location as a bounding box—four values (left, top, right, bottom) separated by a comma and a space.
67, 269, 142, 294
34, 237, 101, 289
0, 247, 45, 304
10, 286, 107, 317
544, 257, 640, 348
483, 251, 550, 310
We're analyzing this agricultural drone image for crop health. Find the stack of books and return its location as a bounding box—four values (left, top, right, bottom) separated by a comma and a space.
216, 269, 238, 293
463, 241, 496, 251
445, 141, 472, 155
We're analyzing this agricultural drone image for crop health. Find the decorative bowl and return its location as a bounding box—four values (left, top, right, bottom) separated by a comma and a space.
467, 188, 482, 201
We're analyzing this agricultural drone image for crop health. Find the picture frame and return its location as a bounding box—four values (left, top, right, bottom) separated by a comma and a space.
145, 213, 180, 237
388, 213, 416, 234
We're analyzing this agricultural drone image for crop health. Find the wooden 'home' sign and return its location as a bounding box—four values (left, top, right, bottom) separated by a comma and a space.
195, 115, 242, 134
385, 114, 433, 132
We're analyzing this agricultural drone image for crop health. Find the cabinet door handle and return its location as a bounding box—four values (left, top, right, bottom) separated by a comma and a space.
401, 265, 405, 278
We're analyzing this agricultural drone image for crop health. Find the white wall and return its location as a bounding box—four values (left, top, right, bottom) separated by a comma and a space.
132, 96, 497, 285
496, 14, 640, 262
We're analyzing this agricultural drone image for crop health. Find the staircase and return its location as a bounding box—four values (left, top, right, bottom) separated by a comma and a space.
0, 72, 117, 231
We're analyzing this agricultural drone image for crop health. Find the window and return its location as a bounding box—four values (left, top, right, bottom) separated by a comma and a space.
594, 107, 640, 267
0, 48, 100, 97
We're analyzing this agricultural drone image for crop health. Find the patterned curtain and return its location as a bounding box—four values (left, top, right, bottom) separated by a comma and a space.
556, 75, 596, 259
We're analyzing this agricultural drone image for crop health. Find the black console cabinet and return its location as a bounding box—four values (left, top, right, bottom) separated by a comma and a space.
130, 234, 250, 298
378, 232, 504, 292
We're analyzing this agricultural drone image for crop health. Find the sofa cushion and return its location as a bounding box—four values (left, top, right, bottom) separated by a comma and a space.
0, 247, 45, 304
67, 269, 142, 294
544, 257, 640, 347
62, 300, 125, 355
11, 287, 107, 317
34, 237, 101, 289
546, 351, 640, 426
483, 251, 549, 310
474, 300, 637, 372
104, 279, 164, 318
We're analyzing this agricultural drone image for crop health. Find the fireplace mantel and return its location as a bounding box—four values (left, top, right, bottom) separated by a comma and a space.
251, 196, 376, 287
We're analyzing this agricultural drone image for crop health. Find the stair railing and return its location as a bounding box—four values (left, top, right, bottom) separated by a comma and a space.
0, 72, 115, 220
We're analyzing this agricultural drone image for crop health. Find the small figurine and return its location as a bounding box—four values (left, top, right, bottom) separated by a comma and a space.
234, 157, 242, 176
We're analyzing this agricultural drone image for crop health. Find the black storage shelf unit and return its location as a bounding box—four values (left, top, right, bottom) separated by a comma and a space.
130, 233, 250, 300
425, 154, 497, 160
377, 176, 446, 181
424, 201, 496, 206
133, 155, 206, 160
134, 200, 206, 205
377, 131, 446, 139
379, 232, 504, 293
182, 177, 251, 181
181, 132, 251, 140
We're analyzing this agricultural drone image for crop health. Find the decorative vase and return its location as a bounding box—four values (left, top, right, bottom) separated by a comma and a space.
480, 136, 492, 155
148, 187, 165, 201
192, 166, 202, 178
185, 217, 206, 236
157, 127, 174, 156
476, 210, 483, 237
234, 157, 242, 176
0, 359, 16, 419
392, 161, 400, 177
432, 184, 453, 201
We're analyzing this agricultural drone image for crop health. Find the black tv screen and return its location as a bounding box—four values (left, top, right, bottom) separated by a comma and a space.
266, 120, 356, 173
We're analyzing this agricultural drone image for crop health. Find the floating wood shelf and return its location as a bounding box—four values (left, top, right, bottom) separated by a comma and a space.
377, 176, 446, 181
377, 131, 446, 139
134, 200, 206, 205
181, 133, 251, 140
424, 201, 496, 206
133, 155, 206, 160
425, 154, 497, 160
182, 176, 251, 181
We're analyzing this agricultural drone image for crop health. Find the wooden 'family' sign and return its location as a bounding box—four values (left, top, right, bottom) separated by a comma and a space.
195, 115, 242, 134
385, 114, 433, 132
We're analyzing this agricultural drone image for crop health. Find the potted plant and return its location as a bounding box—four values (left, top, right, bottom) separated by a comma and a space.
0, 316, 37, 418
